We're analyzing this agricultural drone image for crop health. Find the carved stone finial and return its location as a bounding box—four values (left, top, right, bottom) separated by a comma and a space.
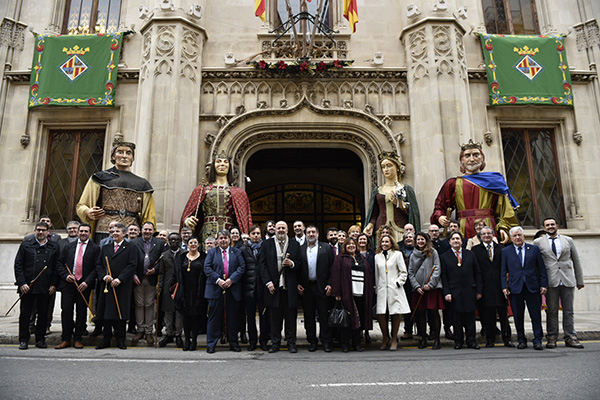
573, 131, 583, 146
160, 0, 175, 11
187, 4, 203, 19
407, 4, 421, 19
364, 104, 375, 115
204, 133, 215, 145
138, 5, 152, 20
343, 99, 353, 109
321, 99, 331, 108
279, 99, 288, 108
433, 0, 448, 12
381, 115, 393, 127
484, 131, 493, 146
216, 115, 229, 128
20, 132, 30, 148
257, 101, 268, 109
454, 6, 468, 20
395, 132, 406, 144
235, 105, 246, 115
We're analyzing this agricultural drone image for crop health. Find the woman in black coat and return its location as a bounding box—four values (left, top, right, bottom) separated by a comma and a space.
170, 236, 206, 351
440, 232, 483, 350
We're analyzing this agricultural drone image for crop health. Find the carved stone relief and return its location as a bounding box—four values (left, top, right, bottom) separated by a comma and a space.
574, 19, 600, 51
1, 18, 27, 51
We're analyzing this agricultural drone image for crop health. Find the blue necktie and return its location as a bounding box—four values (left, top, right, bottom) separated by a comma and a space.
551, 237, 557, 257
517, 246, 523, 267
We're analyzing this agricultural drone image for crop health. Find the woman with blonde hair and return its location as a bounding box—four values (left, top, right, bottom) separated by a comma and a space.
374, 234, 410, 350
348, 225, 361, 240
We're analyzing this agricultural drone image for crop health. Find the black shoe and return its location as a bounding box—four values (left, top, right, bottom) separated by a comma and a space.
95, 341, 110, 350
260, 343, 269, 351
190, 338, 197, 351
533, 343, 543, 351
486, 341, 495, 348
354, 344, 363, 352
248, 343, 257, 351
445, 330, 454, 340
35, 340, 47, 349
323, 343, 333, 352
183, 338, 190, 351
240, 333, 248, 344
117, 341, 127, 350
364, 331, 372, 344
127, 326, 137, 334
517, 342, 527, 349
308, 343, 318, 352
432, 339, 441, 350
175, 336, 184, 348
230, 345, 241, 352
418, 337, 428, 349
159, 335, 173, 348
342, 344, 350, 353
19, 342, 28, 350
206, 347, 215, 354
467, 343, 480, 350
454, 344, 463, 349
288, 343, 298, 353
504, 341, 515, 348
268, 345, 279, 353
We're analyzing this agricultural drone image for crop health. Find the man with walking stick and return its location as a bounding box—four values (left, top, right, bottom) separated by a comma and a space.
13, 222, 60, 350
55, 223, 100, 349
204, 230, 245, 353
95, 223, 137, 349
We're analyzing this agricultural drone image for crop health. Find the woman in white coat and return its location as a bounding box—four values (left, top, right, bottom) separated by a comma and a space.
375, 234, 410, 350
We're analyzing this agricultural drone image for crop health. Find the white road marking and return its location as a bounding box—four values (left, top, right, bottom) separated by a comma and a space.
1, 356, 225, 364
310, 378, 541, 388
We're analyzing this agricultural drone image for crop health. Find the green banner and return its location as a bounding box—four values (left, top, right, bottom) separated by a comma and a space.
29, 33, 123, 107
479, 34, 572, 106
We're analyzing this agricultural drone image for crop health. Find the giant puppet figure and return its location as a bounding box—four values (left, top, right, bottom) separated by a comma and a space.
76, 141, 156, 241
430, 139, 519, 243
180, 151, 252, 243
364, 152, 421, 242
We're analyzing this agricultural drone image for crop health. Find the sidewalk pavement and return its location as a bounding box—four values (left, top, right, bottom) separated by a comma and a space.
1, 309, 598, 349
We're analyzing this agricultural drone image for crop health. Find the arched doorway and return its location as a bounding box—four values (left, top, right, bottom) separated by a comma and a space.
246, 148, 364, 233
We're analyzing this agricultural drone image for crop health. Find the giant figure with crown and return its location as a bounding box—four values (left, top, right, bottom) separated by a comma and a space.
430, 140, 519, 243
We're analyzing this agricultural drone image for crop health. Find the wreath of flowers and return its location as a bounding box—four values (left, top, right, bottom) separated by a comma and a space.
248, 59, 354, 74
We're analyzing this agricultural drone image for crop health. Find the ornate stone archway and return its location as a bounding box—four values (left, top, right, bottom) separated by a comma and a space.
208, 95, 403, 204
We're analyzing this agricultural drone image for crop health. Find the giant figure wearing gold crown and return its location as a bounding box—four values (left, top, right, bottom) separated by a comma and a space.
430, 140, 519, 243
180, 152, 252, 243
364, 152, 420, 242
76, 141, 156, 241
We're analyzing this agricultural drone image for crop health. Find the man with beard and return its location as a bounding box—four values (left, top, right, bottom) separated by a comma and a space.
298, 226, 334, 352
259, 221, 302, 353
263, 220, 276, 240
158, 233, 184, 348
293, 221, 306, 245
326, 227, 339, 256
431, 140, 519, 243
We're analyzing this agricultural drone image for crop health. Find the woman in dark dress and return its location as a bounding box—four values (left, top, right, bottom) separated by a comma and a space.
171, 236, 206, 351
357, 233, 375, 344
331, 238, 374, 352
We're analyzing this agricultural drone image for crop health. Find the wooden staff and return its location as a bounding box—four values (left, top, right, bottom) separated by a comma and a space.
154, 272, 160, 348
222, 273, 227, 341
64, 264, 95, 318
4, 266, 47, 317
505, 272, 511, 335
411, 265, 437, 321
105, 256, 122, 320
442, 207, 452, 236
262, 253, 290, 315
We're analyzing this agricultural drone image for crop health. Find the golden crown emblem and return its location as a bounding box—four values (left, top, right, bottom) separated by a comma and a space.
62, 45, 90, 56
460, 139, 482, 151
513, 45, 539, 56
216, 150, 230, 160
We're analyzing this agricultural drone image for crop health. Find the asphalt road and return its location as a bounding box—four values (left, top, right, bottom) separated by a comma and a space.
1, 342, 599, 400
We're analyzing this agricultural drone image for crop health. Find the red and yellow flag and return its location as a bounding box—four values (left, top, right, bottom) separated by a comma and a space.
255, 0, 266, 22
343, 0, 358, 32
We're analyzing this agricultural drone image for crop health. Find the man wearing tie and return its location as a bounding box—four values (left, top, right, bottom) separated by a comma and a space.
298, 226, 334, 352
204, 230, 246, 353
502, 226, 548, 350
259, 221, 302, 353
533, 217, 585, 349
55, 223, 100, 349
472, 226, 513, 348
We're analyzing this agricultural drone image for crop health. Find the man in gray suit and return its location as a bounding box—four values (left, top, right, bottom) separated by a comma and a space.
533, 217, 584, 349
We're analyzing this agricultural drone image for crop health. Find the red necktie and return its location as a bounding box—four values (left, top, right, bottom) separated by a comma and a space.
114, 243, 119, 253
75, 241, 85, 280
223, 249, 229, 279
456, 250, 462, 266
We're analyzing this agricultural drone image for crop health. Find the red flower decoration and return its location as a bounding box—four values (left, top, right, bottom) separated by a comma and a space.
105, 82, 114, 94
41, 97, 50, 105
508, 96, 517, 104
258, 60, 267, 69
31, 84, 39, 93
317, 61, 327, 71
563, 83, 571, 93
299, 62, 309, 71
484, 42, 493, 51
111, 42, 120, 51
333, 60, 342, 68
277, 60, 287, 69
491, 82, 499, 91
551, 97, 560, 104
88, 98, 97, 106
36, 43, 44, 52
557, 42, 564, 52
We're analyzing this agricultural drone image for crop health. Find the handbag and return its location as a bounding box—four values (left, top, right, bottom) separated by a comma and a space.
328, 300, 350, 328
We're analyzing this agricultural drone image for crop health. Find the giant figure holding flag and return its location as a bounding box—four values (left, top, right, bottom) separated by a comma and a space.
430, 140, 519, 243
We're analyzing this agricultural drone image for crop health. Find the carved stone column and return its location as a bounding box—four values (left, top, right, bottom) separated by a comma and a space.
401, 15, 472, 217
134, 3, 206, 230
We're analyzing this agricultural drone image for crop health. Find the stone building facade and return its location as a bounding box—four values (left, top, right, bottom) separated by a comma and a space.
0, 0, 599, 312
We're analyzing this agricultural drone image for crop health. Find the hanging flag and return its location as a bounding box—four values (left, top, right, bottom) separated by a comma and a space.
479, 33, 572, 106
343, 0, 358, 33
255, 0, 266, 22
29, 32, 123, 107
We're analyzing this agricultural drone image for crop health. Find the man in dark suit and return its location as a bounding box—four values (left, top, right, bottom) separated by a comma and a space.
298, 225, 334, 352
259, 221, 302, 353
14, 222, 61, 350
55, 223, 100, 349
501, 226, 548, 350
441, 231, 483, 350
95, 223, 137, 349
158, 232, 184, 348
131, 221, 163, 345
204, 229, 246, 353
472, 226, 513, 348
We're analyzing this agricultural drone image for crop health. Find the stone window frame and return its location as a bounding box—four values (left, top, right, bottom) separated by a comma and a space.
481, 0, 540, 35
61, 0, 122, 35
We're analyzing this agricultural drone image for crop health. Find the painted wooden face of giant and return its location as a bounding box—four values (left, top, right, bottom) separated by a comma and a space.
380, 159, 399, 181
460, 149, 483, 174
214, 158, 230, 177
